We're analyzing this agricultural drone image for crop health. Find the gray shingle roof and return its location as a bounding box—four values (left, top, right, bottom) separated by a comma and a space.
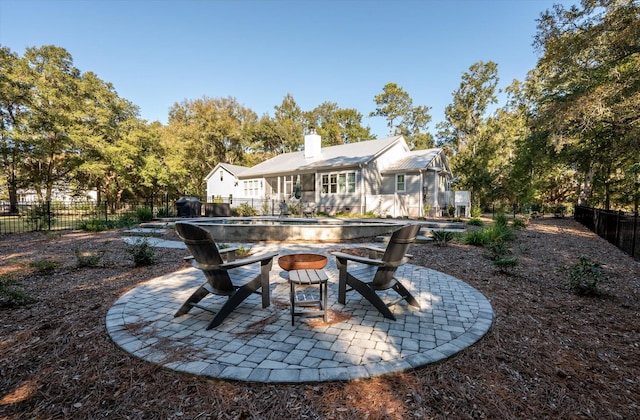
381, 148, 443, 173
239, 136, 404, 178
219, 163, 249, 175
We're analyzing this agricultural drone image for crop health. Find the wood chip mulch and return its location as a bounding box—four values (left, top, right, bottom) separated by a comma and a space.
1, 217, 639, 419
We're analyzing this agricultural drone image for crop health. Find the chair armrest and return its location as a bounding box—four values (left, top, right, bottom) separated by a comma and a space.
361, 245, 413, 259
219, 251, 278, 270
330, 251, 386, 267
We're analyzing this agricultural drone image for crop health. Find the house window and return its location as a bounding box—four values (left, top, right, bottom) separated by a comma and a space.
396, 174, 406, 192
321, 171, 356, 194
347, 172, 356, 193
243, 180, 260, 197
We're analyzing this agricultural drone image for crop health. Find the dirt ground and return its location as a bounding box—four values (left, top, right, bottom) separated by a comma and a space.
1, 217, 639, 419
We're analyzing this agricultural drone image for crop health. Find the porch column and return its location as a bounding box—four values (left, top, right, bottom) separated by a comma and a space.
419, 170, 424, 217
277, 176, 281, 200
433, 172, 439, 217
360, 164, 365, 214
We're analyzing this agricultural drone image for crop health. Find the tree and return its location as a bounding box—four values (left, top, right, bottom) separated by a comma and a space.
370, 83, 433, 148
19, 45, 84, 203
305, 101, 373, 145
437, 61, 500, 205
370, 83, 412, 136
532, 0, 640, 209
0, 46, 30, 212
165, 96, 257, 197
272, 93, 305, 153
73, 71, 143, 206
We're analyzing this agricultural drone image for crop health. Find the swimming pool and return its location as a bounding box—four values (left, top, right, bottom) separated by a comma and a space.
182, 217, 404, 242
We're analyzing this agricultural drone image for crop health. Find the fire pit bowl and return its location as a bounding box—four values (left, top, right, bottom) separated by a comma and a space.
278, 253, 328, 271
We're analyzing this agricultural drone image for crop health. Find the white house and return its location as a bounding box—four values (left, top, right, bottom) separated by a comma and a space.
206, 134, 463, 218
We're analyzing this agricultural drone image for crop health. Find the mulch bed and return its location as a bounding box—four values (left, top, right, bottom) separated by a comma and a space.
1, 217, 639, 419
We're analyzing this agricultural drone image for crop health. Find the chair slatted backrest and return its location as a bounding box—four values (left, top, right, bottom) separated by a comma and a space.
382, 224, 421, 263
175, 222, 225, 267
373, 224, 421, 287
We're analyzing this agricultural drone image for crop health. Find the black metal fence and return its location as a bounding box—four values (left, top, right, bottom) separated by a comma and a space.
0, 199, 176, 234
574, 206, 639, 260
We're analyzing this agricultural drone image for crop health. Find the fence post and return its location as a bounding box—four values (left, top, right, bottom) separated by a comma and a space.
46, 200, 52, 231
633, 212, 638, 258
615, 211, 621, 247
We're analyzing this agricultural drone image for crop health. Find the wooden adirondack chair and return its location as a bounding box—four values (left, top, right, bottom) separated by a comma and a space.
174, 222, 278, 329
330, 224, 422, 320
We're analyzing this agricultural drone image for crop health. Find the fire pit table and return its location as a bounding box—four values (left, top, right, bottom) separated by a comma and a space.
278, 254, 329, 325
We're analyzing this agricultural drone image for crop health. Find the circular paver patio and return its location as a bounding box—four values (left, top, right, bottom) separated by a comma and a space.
106, 243, 493, 383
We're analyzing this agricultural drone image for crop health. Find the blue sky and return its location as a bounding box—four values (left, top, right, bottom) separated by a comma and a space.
0, 0, 571, 138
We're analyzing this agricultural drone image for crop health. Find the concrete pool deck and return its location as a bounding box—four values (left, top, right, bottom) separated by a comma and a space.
107, 241, 494, 383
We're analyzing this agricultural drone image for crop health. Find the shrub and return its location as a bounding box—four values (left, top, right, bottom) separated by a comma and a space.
494, 257, 519, 273
78, 218, 114, 232
156, 207, 173, 218
467, 218, 483, 226
0, 274, 34, 307
126, 238, 156, 266
567, 255, 608, 296
236, 203, 258, 217
470, 205, 482, 218
74, 249, 104, 268
486, 240, 510, 260
494, 213, 509, 227
115, 213, 138, 229
236, 245, 253, 257
464, 230, 489, 246
30, 258, 60, 275
136, 207, 154, 222
511, 218, 527, 230
431, 230, 455, 246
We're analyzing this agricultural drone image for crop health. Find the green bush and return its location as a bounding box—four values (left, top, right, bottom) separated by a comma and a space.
511, 218, 527, 230
30, 258, 60, 275
115, 213, 137, 228
74, 249, 104, 268
467, 218, 484, 226
485, 223, 515, 243
494, 257, 519, 273
136, 207, 154, 222
156, 207, 173, 218
567, 255, 608, 296
470, 205, 482, 218
236, 245, 253, 257
431, 230, 455, 246
494, 213, 509, 227
464, 230, 489, 246
126, 238, 156, 266
487, 240, 510, 260
78, 218, 115, 232
235, 203, 258, 217
0, 274, 34, 307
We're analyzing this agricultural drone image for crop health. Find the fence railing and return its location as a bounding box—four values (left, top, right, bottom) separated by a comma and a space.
0, 199, 176, 234
574, 206, 639, 260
